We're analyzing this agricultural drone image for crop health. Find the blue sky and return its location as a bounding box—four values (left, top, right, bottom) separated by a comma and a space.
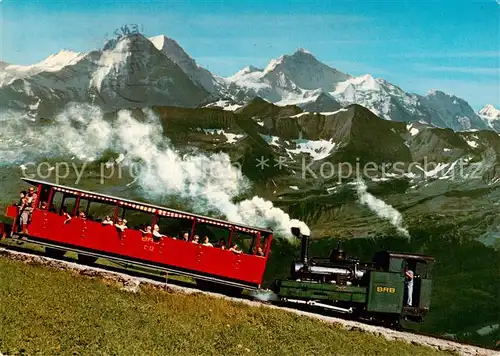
1, 0, 498, 109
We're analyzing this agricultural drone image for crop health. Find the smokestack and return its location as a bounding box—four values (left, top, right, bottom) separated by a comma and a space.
300, 234, 310, 264
291, 227, 310, 265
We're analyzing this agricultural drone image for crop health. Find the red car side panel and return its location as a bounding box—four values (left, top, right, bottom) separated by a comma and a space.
27, 209, 267, 285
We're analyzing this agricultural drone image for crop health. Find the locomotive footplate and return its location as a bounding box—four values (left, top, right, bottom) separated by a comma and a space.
403, 306, 425, 315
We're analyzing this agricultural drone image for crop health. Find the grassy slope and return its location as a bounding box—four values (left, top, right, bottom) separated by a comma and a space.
0, 258, 454, 356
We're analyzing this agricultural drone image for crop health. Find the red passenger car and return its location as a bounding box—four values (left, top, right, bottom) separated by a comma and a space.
3, 178, 273, 292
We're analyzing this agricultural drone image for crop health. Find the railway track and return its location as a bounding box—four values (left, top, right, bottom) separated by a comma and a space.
0, 240, 497, 356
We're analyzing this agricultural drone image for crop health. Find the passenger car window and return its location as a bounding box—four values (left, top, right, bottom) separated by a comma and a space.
231, 230, 256, 254
192, 222, 230, 245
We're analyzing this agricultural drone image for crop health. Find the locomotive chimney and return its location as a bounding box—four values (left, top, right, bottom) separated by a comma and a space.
291, 227, 310, 265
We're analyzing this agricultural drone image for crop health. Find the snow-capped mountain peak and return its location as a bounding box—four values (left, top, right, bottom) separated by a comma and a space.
335, 74, 380, 92
149, 35, 185, 57
149, 34, 201, 71
262, 49, 318, 75
330, 74, 423, 121
148, 34, 218, 93
228, 65, 263, 81
420, 89, 489, 131
263, 55, 285, 74
296, 47, 311, 54
40, 50, 85, 68
479, 104, 500, 120
0, 49, 88, 87
243, 65, 263, 73
478, 104, 500, 132
427, 88, 441, 96
0, 32, 211, 117
5, 49, 86, 74
224, 49, 351, 104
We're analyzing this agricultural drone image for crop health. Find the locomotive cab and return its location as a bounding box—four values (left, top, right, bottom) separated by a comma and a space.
371, 251, 435, 322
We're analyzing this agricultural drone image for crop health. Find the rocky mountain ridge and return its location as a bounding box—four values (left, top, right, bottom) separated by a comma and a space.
1, 33, 497, 134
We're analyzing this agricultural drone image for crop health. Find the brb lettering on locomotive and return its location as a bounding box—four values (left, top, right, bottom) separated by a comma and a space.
376, 286, 396, 293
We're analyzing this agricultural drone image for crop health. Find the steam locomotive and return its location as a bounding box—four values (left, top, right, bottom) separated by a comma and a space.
270, 227, 435, 327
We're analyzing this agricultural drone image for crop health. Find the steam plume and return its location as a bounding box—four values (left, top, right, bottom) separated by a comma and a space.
0, 104, 309, 239
354, 180, 410, 238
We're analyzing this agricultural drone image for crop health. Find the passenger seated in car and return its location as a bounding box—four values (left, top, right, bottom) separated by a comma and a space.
216, 239, 226, 249
40, 201, 48, 210
192, 235, 199, 244
115, 218, 127, 231
256, 246, 265, 257
152, 224, 165, 240
229, 243, 242, 254
78, 211, 86, 219
202, 236, 213, 247
181, 232, 189, 241
61, 207, 72, 224
138, 225, 152, 242
102, 215, 113, 225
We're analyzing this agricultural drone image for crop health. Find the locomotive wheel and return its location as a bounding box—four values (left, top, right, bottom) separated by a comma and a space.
45, 247, 66, 258
383, 316, 402, 330
77, 253, 98, 265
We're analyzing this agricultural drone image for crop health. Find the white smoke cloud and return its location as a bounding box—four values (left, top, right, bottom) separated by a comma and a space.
0, 103, 309, 239
353, 180, 410, 238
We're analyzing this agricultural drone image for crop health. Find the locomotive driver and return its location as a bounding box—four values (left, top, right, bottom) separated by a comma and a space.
405, 269, 414, 306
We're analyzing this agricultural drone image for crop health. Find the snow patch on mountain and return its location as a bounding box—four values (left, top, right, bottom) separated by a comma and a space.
203, 99, 243, 111
406, 124, 420, 136
321, 108, 348, 116
258, 133, 336, 161
199, 128, 246, 143
286, 138, 336, 160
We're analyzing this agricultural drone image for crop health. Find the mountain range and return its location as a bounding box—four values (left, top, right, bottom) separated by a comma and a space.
0, 33, 498, 134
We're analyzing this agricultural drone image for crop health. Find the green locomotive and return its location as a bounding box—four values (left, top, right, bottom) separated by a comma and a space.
271, 228, 435, 327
